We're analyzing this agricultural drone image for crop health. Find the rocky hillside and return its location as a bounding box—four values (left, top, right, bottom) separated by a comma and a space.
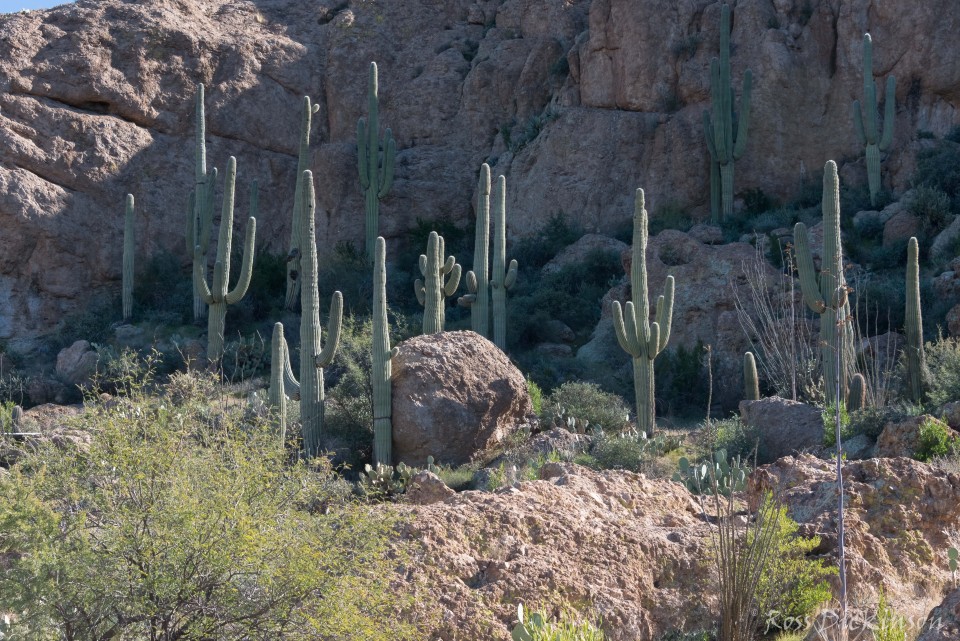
1, 0, 959, 346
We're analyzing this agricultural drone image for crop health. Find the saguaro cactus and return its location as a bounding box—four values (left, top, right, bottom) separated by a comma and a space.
284, 96, 320, 310
853, 33, 896, 206
194, 156, 256, 364
298, 170, 344, 458
793, 161, 854, 405
905, 236, 926, 401
491, 174, 518, 350
357, 61, 396, 262
415, 232, 461, 334
122, 194, 135, 321
848, 373, 867, 412
612, 189, 675, 437
744, 352, 760, 401
703, 3, 752, 222
372, 236, 399, 465
458, 163, 492, 337
188, 84, 216, 322
269, 322, 289, 443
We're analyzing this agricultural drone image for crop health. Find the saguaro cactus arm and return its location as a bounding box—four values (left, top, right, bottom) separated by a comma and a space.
224, 219, 256, 305
316, 292, 344, 367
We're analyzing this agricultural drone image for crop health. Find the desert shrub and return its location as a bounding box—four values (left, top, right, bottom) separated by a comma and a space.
926, 334, 960, 407
912, 139, 960, 216
542, 381, 630, 433
915, 417, 959, 462
54, 293, 116, 349
221, 332, 269, 382
318, 241, 375, 316
134, 249, 193, 325
527, 377, 543, 415
229, 250, 287, 325
872, 591, 910, 641
742, 188, 776, 216
649, 202, 694, 235
512, 604, 606, 641
704, 416, 759, 460
0, 392, 418, 640
323, 316, 375, 469
655, 342, 711, 418
510, 212, 583, 270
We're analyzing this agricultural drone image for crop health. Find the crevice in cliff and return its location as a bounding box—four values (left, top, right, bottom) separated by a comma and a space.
11, 89, 156, 132
4, 158, 76, 195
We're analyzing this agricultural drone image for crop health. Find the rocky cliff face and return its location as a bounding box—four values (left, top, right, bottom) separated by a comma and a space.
0, 0, 958, 345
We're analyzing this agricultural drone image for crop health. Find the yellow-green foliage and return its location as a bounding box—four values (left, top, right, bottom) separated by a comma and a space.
754, 503, 835, 633
873, 591, 909, 641
512, 603, 606, 641
0, 379, 419, 640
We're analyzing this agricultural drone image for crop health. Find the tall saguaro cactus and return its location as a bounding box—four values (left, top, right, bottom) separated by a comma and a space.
905, 236, 926, 401
285, 96, 320, 310
357, 61, 396, 262
372, 236, 399, 465
458, 163, 492, 337
793, 161, 854, 405
853, 33, 896, 206
188, 84, 216, 322
491, 174, 518, 350
194, 157, 257, 364
415, 232, 461, 334
703, 3, 752, 222
298, 170, 344, 458
612, 189, 675, 437
122, 194, 135, 321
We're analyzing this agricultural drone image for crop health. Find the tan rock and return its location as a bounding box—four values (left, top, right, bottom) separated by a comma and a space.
56, 340, 99, 387
541, 233, 628, 275
739, 396, 824, 463
405, 470, 455, 505
875, 415, 956, 459
917, 588, 960, 641
883, 210, 920, 247
391, 330, 532, 466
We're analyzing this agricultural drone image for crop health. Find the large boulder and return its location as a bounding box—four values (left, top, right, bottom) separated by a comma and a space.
917, 588, 960, 641
55, 340, 99, 387
391, 331, 532, 466
739, 396, 823, 463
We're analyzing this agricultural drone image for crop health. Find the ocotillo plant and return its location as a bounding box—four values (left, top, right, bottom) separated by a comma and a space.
284, 96, 320, 310
415, 232, 461, 334
743, 351, 760, 401
853, 33, 896, 206
193, 156, 256, 364
612, 189, 674, 437
905, 236, 926, 402
491, 173, 517, 350
122, 194, 135, 321
848, 372, 867, 411
793, 160, 854, 405
188, 84, 216, 322
372, 236, 399, 465
297, 170, 343, 458
458, 163, 492, 337
357, 61, 396, 262
703, 3, 752, 222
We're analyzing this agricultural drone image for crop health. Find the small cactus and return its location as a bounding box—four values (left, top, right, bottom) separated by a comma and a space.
848, 372, 867, 412
415, 232, 461, 334
490, 173, 517, 350
194, 157, 256, 364
853, 33, 896, 206
358, 62, 396, 262
285, 96, 320, 310
122, 194, 135, 321
743, 351, 760, 401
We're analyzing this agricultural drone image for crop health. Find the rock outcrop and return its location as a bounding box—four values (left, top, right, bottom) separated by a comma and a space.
739, 396, 824, 463
1, 0, 959, 346
917, 588, 960, 641
391, 330, 532, 466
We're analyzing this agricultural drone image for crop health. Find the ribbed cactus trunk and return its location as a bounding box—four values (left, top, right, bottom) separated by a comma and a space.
357, 62, 396, 262
189, 84, 214, 322
612, 189, 675, 437
298, 170, 343, 458
284, 96, 319, 311
794, 161, 854, 405
848, 373, 867, 411
491, 174, 518, 350
460, 164, 491, 337
269, 322, 288, 444
703, 3, 752, 222
853, 33, 896, 207
122, 194, 135, 321
905, 236, 925, 402
193, 157, 257, 364
743, 351, 760, 401
415, 232, 461, 335
372, 236, 398, 465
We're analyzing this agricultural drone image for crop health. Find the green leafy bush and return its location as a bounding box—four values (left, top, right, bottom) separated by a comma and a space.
926, 334, 960, 407
915, 417, 958, 462
0, 389, 418, 640
701, 416, 760, 460
510, 212, 583, 271
512, 603, 605, 641
542, 381, 630, 433
654, 342, 712, 419
527, 377, 543, 415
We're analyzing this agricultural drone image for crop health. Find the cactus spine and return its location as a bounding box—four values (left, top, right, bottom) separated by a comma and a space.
612, 189, 674, 437
848, 373, 867, 412
458, 164, 492, 337
415, 232, 461, 334
285, 96, 320, 310
122, 194, 135, 321
905, 236, 926, 401
373, 236, 399, 465
297, 170, 344, 458
357, 61, 396, 262
188, 84, 216, 322
491, 174, 518, 350
793, 161, 854, 405
853, 33, 896, 206
703, 3, 752, 222
193, 156, 256, 364
744, 351, 760, 401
